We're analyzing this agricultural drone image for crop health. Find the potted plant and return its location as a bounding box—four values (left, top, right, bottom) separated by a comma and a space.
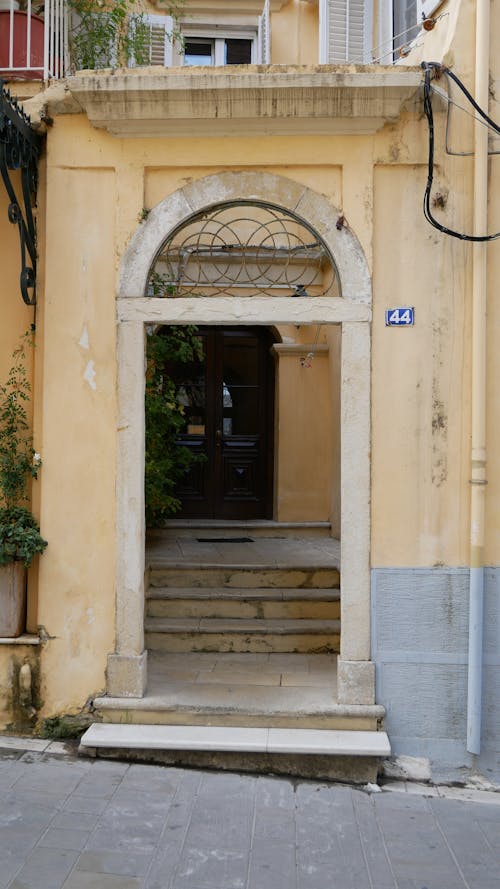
0, 330, 46, 637
0, 0, 46, 81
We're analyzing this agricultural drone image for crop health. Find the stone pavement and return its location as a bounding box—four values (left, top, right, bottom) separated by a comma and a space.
0, 738, 499, 889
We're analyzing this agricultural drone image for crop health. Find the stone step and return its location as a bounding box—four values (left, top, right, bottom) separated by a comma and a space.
79, 723, 390, 782
148, 521, 332, 539
145, 617, 340, 654
146, 617, 341, 634
146, 590, 340, 621
148, 565, 340, 590
93, 682, 382, 730
92, 649, 380, 737
147, 586, 341, 601
80, 723, 390, 756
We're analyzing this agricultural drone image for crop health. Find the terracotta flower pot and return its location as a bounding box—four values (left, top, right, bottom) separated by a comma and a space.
0, 10, 45, 80
0, 561, 26, 638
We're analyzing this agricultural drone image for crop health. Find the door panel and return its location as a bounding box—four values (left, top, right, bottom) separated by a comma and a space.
172, 327, 274, 519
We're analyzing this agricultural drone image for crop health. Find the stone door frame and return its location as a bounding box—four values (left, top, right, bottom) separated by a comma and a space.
108, 171, 374, 706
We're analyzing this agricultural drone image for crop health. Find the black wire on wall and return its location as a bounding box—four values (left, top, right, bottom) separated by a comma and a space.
421, 61, 500, 242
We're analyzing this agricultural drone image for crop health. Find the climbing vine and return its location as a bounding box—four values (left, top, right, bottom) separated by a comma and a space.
145, 326, 203, 526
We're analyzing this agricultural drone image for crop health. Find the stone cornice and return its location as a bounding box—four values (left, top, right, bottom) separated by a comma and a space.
65, 65, 422, 137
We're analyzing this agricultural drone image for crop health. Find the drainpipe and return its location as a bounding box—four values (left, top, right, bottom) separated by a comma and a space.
467, 0, 490, 755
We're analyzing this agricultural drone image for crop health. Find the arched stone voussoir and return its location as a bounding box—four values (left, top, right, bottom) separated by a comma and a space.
118, 170, 371, 305
180, 170, 307, 217
294, 189, 371, 305
118, 189, 193, 299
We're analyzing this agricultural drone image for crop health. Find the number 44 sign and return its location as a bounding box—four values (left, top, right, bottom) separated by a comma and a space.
385, 307, 415, 326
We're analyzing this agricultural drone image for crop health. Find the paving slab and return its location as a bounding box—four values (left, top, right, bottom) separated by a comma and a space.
63, 875, 143, 889
248, 839, 297, 889
0, 736, 50, 752
75, 850, 152, 878
0, 736, 499, 889
9, 847, 79, 889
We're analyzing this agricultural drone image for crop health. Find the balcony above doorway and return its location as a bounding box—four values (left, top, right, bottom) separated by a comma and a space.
154, 0, 288, 10
65, 64, 422, 138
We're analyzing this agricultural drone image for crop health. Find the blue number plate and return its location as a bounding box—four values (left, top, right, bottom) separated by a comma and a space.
385, 307, 414, 326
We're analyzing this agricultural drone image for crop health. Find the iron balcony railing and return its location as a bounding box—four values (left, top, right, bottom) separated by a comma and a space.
2, 0, 415, 83
0, 0, 271, 82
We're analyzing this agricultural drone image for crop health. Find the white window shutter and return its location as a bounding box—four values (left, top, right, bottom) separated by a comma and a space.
319, 0, 371, 64
132, 14, 173, 67
258, 0, 271, 64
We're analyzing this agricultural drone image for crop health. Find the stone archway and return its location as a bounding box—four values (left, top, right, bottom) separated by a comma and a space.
107, 171, 373, 708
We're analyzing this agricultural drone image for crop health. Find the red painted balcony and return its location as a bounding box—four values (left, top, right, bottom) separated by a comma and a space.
0, 1, 68, 81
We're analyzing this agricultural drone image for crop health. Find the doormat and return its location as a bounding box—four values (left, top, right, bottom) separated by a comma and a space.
196, 537, 254, 543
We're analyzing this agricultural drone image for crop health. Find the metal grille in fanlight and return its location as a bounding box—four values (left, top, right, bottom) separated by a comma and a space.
147, 201, 340, 298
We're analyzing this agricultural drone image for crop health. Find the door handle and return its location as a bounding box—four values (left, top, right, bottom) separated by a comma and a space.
215, 428, 222, 445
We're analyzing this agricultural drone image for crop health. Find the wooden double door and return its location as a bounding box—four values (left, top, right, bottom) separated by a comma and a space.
172, 327, 275, 520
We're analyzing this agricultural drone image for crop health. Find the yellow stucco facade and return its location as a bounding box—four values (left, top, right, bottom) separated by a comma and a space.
0, 0, 498, 779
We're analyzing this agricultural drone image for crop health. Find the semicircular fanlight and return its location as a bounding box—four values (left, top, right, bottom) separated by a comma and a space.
147, 201, 340, 299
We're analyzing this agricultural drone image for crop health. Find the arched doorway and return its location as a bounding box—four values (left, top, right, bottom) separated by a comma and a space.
110, 171, 373, 709
156, 324, 276, 520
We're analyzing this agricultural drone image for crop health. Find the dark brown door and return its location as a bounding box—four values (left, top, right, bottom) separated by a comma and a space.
173, 327, 274, 519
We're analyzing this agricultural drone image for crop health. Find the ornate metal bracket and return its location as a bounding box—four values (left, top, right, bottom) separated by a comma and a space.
0, 79, 42, 306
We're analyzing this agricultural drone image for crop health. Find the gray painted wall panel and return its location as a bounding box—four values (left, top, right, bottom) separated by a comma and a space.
484, 570, 500, 658
372, 567, 500, 782
378, 663, 467, 739
372, 569, 469, 656
483, 665, 500, 750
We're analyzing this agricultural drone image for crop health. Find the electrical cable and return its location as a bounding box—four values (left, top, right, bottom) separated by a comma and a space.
348, 14, 448, 65
428, 81, 500, 156
300, 325, 322, 368
371, 41, 424, 65
421, 62, 500, 242
443, 66, 500, 135
348, 23, 421, 64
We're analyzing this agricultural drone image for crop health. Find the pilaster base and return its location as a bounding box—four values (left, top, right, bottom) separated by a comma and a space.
106, 651, 147, 698
337, 659, 375, 705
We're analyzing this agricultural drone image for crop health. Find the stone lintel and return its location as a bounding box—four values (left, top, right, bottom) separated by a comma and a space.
117, 297, 371, 324
107, 652, 148, 698
337, 659, 375, 705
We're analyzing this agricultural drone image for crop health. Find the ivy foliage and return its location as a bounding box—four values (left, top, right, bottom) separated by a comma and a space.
145, 326, 204, 527
0, 331, 47, 567
67, 0, 183, 71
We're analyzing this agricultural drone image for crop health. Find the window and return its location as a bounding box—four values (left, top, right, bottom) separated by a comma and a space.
138, 16, 264, 69
183, 36, 254, 67
377, 0, 442, 63
393, 0, 419, 45
392, 0, 420, 56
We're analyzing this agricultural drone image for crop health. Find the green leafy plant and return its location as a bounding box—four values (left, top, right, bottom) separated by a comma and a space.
67, 0, 184, 71
0, 507, 47, 568
149, 270, 179, 297
145, 326, 203, 526
0, 331, 47, 567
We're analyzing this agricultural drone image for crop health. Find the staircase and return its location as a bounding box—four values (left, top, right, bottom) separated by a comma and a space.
145, 562, 341, 655
85, 525, 390, 782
